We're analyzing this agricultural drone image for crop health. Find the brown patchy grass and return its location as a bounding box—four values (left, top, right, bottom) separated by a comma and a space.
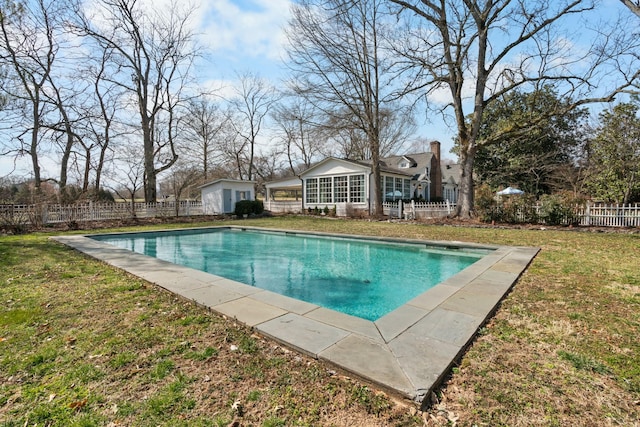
1, 216, 639, 426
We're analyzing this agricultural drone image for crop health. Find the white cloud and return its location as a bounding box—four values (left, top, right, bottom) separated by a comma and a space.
199, 78, 238, 100
196, 0, 291, 61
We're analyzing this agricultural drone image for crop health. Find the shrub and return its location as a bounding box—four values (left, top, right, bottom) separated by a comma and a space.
475, 184, 538, 224
475, 184, 499, 222
538, 193, 579, 226
90, 188, 115, 203
502, 194, 538, 223
234, 200, 264, 216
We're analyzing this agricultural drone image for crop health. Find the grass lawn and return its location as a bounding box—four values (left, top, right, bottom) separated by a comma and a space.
1, 217, 639, 426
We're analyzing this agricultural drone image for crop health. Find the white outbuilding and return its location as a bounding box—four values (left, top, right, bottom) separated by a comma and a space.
199, 179, 256, 215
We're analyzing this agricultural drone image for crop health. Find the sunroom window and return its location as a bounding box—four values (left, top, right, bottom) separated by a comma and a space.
305, 178, 318, 203
319, 177, 332, 203
349, 175, 365, 203
305, 174, 365, 204
334, 176, 348, 202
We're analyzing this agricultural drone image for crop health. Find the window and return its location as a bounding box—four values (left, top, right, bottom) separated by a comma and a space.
305, 178, 318, 203
236, 190, 249, 201
334, 176, 348, 202
384, 176, 394, 201
394, 178, 403, 200
403, 179, 411, 199
349, 174, 365, 203
319, 177, 333, 203
306, 174, 365, 204
382, 176, 411, 201
443, 186, 458, 203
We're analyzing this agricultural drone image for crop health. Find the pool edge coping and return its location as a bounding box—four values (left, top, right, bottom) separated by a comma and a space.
51, 225, 540, 407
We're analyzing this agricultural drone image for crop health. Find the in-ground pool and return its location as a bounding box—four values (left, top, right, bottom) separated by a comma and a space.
56, 227, 539, 403
92, 228, 489, 321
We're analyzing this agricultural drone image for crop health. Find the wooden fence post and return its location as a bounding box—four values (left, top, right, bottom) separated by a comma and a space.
585, 201, 591, 226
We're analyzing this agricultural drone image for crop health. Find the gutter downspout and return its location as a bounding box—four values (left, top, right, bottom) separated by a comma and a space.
368, 169, 374, 216
299, 175, 304, 213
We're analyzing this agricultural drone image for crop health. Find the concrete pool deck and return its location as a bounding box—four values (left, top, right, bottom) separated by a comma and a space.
53, 226, 539, 408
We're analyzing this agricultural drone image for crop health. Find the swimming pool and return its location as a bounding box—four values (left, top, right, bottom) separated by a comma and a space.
92, 228, 488, 321
55, 226, 538, 404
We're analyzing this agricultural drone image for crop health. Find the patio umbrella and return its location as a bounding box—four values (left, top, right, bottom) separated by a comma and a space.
496, 187, 524, 195
386, 190, 403, 197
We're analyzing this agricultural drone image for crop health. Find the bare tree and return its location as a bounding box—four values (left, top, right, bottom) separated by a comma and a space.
252, 146, 286, 187
271, 97, 326, 174
390, 0, 640, 218
285, 0, 409, 217
321, 115, 370, 159
73, 0, 200, 202
41, 60, 87, 202
0, 0, 59, 189
181, 96, 228, 180
228, 73, 277, 181
158, 164, 201, 215
220, 110, 249, 180
77, 47, 122, 194
108, 143, 144, 214
321, 106, 415, 160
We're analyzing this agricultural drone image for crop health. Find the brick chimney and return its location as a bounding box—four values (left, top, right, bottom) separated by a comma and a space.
430, 141, 442, 199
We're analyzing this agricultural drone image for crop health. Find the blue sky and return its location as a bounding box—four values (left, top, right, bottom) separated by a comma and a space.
193, 0, 292, 89
191, 0, 636, 157
1, 0, 636, 180
193, 0, 459, 150
192, 0, 465, 167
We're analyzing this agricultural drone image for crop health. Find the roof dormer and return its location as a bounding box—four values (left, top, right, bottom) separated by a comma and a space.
398, 156, 417, 169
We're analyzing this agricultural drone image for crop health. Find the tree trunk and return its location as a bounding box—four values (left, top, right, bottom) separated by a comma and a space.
142, 116, 156, 202
94, 142, 108, 192
82, 149, 91, 193
452, 142, 477, 219
248, 133, 255, 181
58, 111, 75, 201
370, 135, 383, 217
30, 109, 41, 189
203, 139, 209, 180
144, 154, 156, 202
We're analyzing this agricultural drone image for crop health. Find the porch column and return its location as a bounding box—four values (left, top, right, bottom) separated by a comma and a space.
266, 187, 271, 210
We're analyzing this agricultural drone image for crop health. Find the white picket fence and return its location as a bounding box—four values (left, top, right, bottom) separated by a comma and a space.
1, 200, 638, 228
383, 200, 640, 227
383, 200, 455, 219
264, 200, 304, 214
578, 203, 640, 227
0, 201, 203, 226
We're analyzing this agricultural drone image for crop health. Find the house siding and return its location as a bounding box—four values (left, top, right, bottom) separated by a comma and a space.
200, 180, 255, 215
264, 144, 461, 216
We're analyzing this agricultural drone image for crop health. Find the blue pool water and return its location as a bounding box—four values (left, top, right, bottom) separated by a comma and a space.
93, 228, 487, 321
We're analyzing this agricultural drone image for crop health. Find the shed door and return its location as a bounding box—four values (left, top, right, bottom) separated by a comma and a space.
223, 189, 232, 213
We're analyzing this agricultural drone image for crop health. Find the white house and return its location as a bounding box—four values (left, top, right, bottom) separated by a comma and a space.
200, 179, 255, 215
265, 141, 459, 216
442, 163, 461, 203
301, 157, 414, 216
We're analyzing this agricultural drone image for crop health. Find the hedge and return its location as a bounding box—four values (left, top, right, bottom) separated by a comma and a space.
234, 200, 264, 216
